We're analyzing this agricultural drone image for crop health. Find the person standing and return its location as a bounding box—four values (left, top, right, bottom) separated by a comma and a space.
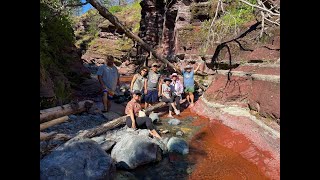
97, 55, 120, 112
170, 73, 183, 113
144, 63, 162, 108
130, 66, 148, 93
182, 64, 201, 107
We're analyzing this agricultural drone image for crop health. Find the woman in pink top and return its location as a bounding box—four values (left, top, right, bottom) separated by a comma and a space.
170, 73, 183, 113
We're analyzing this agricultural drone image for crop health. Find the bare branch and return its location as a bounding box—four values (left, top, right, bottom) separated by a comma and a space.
260, 11, 265, 38
264, 17, 280, 26
239, 0, 280, 16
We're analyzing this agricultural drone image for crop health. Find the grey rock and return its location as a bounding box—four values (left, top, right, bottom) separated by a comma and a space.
149, 112, 159, 123
138, 129, 150, 136
115, 171, 138, 180
167, 137, 189, 155
91, 136, 105, 144
68, 115, 77, 119
101, 140, 116, 151
111, 134, 162, 169
40, 139, 115, 180
176, 131, 184, 136
168, 118, 181, 125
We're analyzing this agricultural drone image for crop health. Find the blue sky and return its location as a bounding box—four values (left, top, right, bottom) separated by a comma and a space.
81, 0, 93, 14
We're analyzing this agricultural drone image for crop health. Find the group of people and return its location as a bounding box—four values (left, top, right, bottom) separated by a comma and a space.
97, 55, 201, 139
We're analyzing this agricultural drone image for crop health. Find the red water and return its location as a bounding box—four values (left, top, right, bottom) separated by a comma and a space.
177, 109, 270, 180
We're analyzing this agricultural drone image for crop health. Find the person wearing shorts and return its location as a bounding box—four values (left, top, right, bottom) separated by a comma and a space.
144, 63, 162, 108
182, 64, 200, 107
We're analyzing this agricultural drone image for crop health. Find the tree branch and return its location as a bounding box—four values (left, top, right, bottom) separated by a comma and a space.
239, 0, 280, 16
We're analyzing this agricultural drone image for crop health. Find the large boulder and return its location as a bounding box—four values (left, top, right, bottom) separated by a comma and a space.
40, 139, 115, 180
167, 137, 189, 155
111, 134, 162, 169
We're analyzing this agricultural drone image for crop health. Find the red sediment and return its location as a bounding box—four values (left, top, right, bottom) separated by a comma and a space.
176, 109, 275, 180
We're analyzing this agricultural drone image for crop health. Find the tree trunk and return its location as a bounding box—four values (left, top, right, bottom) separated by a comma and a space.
87, 0, 206, 90
40, 116, 69, 131
40, 100, 94, 123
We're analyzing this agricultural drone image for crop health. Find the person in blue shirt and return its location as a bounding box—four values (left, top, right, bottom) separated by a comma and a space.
181, 64, 201, 107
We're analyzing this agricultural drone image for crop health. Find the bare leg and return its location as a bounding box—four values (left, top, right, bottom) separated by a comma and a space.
102, 93, 109, 111
167, 110, 173, 118
149, 129, 161, 139
190, 92, 195, 107
186, 94, 190, 103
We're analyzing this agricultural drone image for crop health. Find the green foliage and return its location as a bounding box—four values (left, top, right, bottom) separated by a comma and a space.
222, 0, 257, 27
109, 5, 123, 13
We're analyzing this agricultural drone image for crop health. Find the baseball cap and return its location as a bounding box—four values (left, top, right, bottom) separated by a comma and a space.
164, 77, 172, 82
184, 65, 192, 69
132, 90, 142, 95
171, 73, 178, 77
152, 63, 159, 67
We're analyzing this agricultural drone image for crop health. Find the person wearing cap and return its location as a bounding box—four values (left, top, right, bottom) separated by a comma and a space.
97, 55, 120, 112
125, 90, 161, 138
144, 62, 162, 108
161, 77, 180, 117
182, 63, 201, 107
130, 66, 148, 94
170, 73, 183, 112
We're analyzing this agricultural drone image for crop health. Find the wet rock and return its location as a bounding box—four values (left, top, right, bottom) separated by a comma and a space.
101, 140, 116, 151
137, 129, 150, 136
167, 137, 189, 155
176, 131, 184, 136
149, 112, 159, 123
115, 171, 138, 180
40, 139, 115, 180
68, 115, 77, 119
103, 111, 121, 120
111, 134, 162, 169
168, 118, 181, 125
91, 136, 105, 144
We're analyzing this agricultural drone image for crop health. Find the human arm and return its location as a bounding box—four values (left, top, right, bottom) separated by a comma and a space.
128, 108, 136, 129
144, 78, 148, 94
130, 74, 138, 92
158, 79, 163, 96
194, 63, 201, 73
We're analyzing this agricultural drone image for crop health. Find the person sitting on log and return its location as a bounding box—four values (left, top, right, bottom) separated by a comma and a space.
125, 90, 161, 138
160, 78, 181, 118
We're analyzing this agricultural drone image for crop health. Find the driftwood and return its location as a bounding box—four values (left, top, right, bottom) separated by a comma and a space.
40, 100, 94, 123
40, 116, 69, 131
87, 0, 206, 91
40, 131, 72, 141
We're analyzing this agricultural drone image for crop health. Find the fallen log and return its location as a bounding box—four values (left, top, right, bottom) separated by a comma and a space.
87, 0, 206, 91
40, 100, 94, 123
40, 116, 69, 131
40, 131, 72, 141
